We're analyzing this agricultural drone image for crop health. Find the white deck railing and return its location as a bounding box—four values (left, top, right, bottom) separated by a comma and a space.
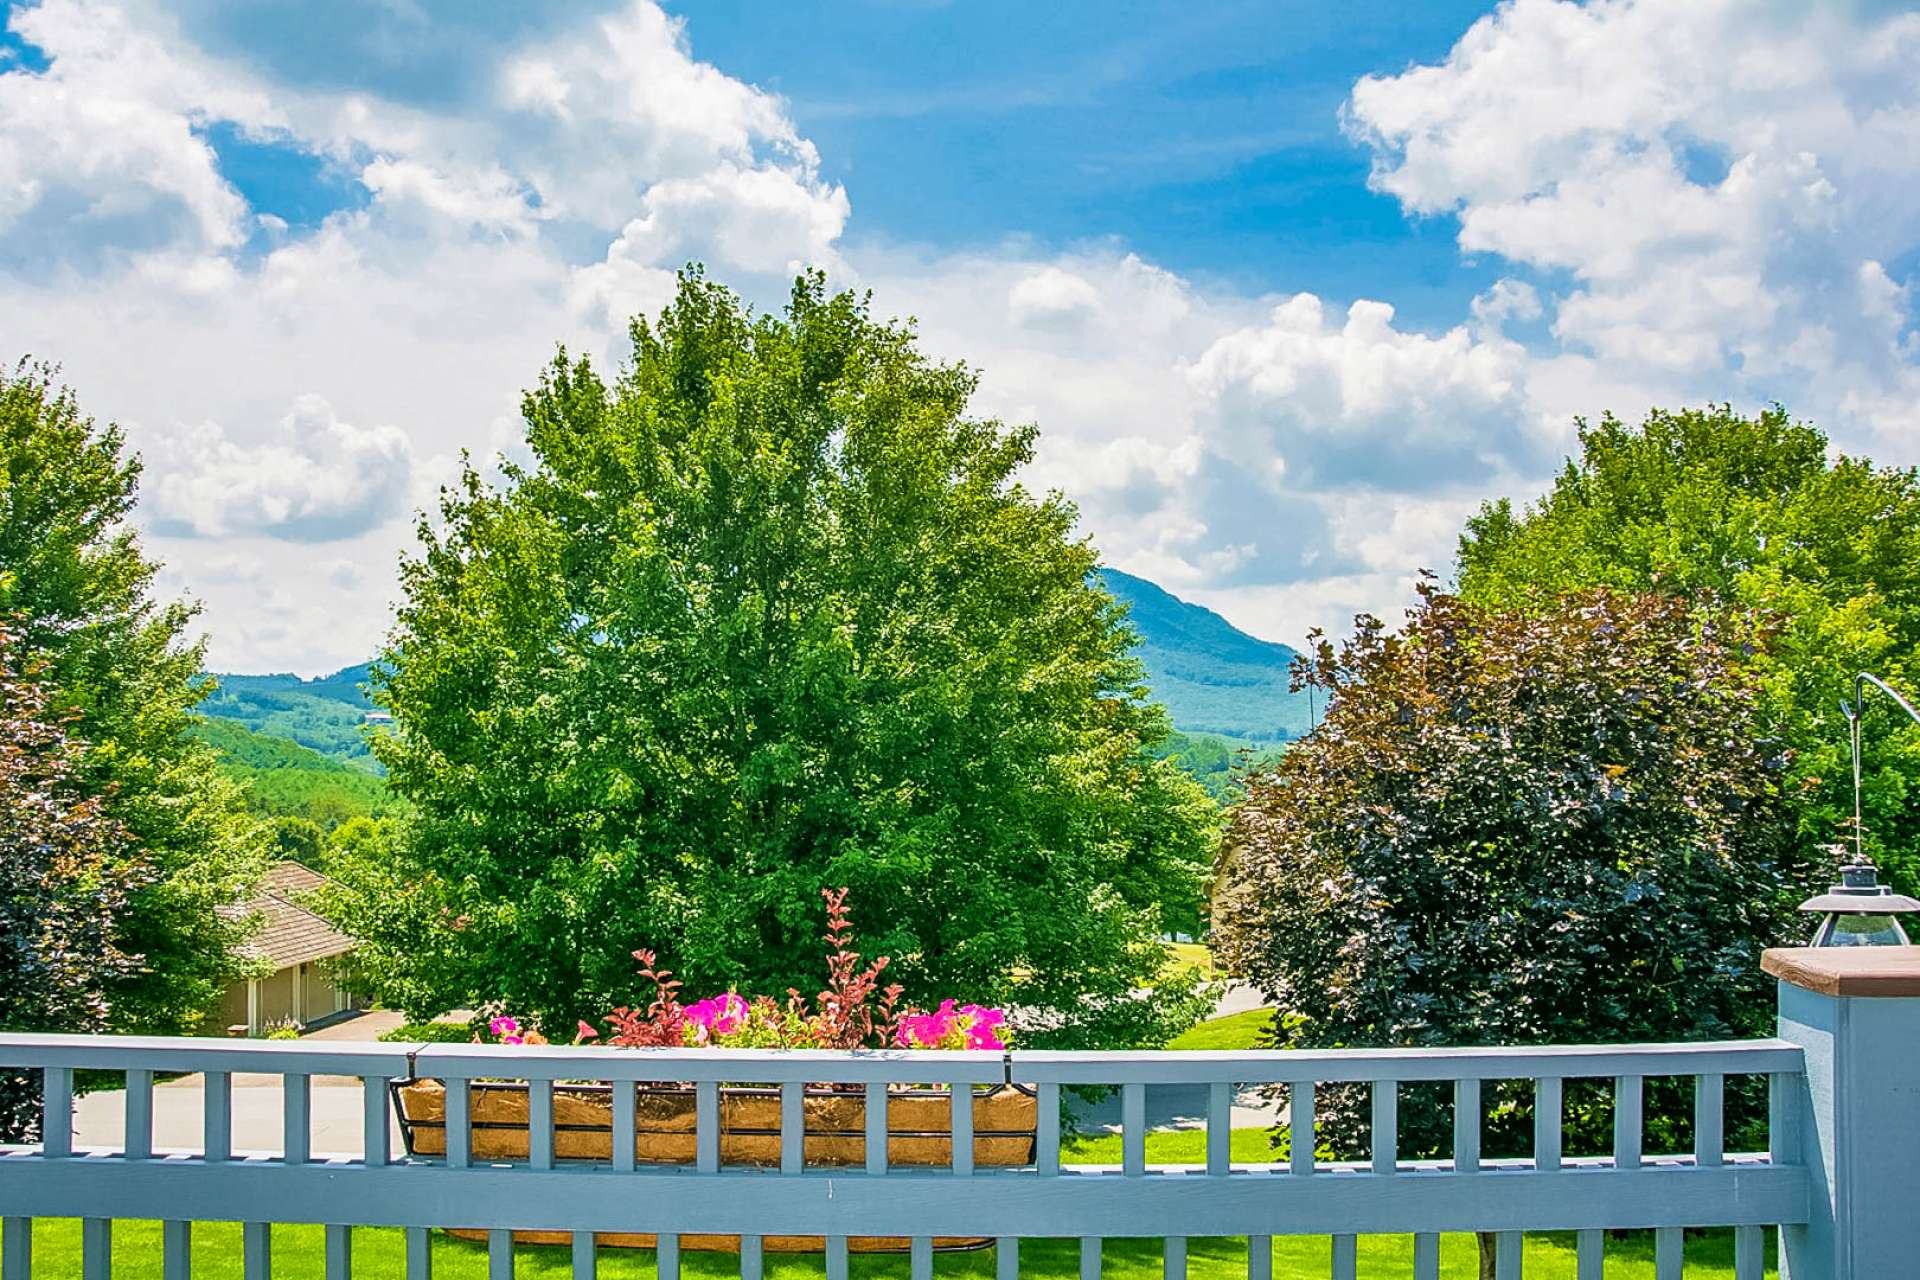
0, 1033, 1804, 1279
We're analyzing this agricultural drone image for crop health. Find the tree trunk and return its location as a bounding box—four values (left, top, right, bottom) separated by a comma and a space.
1477, 1231, 1497, 1280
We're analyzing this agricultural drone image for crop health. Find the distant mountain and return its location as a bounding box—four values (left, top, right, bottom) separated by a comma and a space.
201, 663, 382, 769
203, 570, 1309, 766
1096, 568, 1310, 742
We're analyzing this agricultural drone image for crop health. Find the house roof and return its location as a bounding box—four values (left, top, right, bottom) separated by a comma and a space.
224, 860, 356, 971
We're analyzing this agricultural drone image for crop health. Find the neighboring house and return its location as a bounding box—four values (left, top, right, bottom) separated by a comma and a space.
211, 861, 367, 1035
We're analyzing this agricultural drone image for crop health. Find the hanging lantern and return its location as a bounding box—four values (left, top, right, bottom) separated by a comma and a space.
1798, 862, 1920, 947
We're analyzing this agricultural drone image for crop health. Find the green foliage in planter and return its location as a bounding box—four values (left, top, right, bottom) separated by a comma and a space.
334, 271, 1218, 1049
1212, 585, 1803, 1160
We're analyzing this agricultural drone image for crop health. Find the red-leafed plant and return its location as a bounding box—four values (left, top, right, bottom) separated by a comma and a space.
516, 888, 996, 1052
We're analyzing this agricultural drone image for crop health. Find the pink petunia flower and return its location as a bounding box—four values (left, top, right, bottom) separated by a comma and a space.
684, 992, 749, 1038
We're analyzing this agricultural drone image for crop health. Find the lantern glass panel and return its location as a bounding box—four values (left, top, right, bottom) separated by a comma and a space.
1815, 911, 1911, 947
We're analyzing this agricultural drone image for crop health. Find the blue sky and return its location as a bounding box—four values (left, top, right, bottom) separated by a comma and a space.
4, 0, 1919, 673
654, 1, 1499, 325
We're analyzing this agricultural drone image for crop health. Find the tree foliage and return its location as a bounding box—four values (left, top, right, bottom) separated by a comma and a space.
0, 360, 262, 1032
1459, 405, 1920, 893
0, 625, 147, 1141
342, 272, 1217, 1047
1213, 586, 1802, 1159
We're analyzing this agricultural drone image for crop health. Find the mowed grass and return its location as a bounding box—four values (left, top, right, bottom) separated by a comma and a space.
0, 1218, 1781, 1278
1166, 1007, 1270, 1052
1161, 942, 1216, 982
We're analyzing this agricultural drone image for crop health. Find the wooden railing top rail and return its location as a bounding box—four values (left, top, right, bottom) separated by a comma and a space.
0, 1032, 1804, 1083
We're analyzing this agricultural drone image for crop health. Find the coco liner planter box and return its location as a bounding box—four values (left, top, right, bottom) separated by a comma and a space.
393, 1079, 1039, 1253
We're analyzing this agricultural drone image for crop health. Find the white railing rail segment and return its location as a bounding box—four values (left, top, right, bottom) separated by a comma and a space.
0, 1034, 1805, 1280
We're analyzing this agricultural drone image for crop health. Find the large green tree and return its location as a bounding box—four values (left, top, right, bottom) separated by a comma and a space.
1458, 405, 1920, 894
0, 361, 262, 1032
343, 272, 1217, 1047
1213, 586, 1801, 1157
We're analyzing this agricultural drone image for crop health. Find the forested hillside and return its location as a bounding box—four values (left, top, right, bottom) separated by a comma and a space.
1097, 568, 1310, 741
201, 664, 381, 767
191, 718, 391, 825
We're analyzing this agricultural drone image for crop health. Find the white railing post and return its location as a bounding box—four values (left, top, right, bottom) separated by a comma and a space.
1766, 947, 1920, 1279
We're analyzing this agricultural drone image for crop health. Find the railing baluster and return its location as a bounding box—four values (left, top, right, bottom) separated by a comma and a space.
1038, 1081, 1061, 1176
1080, 1235, 1101, 1280
1695, 1071, 1724, 1167
696, 1080, 720, 1173
865, 1080, 889, 1175
365, 1073, 393, 1166
163, 1219, 191, 1280
1733, 1225, 1763, 1280
951, 1081, 974, 1176
327, 1225, 353, 1280
572, 1231, 595, 1279
407, 1226, 432, 1278
528, 1078, 554, 1170
780, 1081, 804, 1175
284, 1072, 311, 1164
613, 1081, 636, 1172
915, 1236, 936, 1280
1533, 1077, 1562, 1171
125, 1069, 154, 1159
1289, 1081, 1314, 1175
1769, 1070, 1800, 1164
41, 1066, 72, 1157
81, 1217, 109, 1280
1654, 1226, 1682, 1279
205, 1071, 231, 1162
828, 1235, 851, 1280
1574, 1229, 1602, 1280
1453, 1078, 1480, 1172
1163, 1236, 1185, 1280
1494, 1231, 1521, 1279
657, 1233, 681, 1280
1331, 1234, 1356, 1280
741, 1235, 764, 1280
1613, 1075, 1643, 1170
488, 1227, 512, 1280
0, 1218, 27, 1280
1371, 1080, 1396, 1174
1206, 1081, 1230, 1176
243, 1222, 271, 1280
1247, 1234, 1271, 1280
445, 1076, 471, 1169
1122, 1082, 1146, 1176
1412, 1233, 1439, 1280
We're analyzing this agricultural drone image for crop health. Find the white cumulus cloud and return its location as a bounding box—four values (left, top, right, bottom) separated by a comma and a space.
145, 395, 415, 541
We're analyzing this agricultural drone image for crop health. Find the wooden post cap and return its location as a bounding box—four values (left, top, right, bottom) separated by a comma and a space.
1763, 946, 1920, 997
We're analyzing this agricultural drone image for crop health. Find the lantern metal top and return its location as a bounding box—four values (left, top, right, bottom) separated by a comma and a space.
1799, 862, 1920, 916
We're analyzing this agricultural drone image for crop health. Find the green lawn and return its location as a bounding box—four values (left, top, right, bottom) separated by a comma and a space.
0, 1219, 1781, 1278
1166, 1007, 1271, 1052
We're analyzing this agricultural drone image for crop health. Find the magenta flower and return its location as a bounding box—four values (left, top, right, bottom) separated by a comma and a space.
489, 1015, 522, 1044
959, 1004, 1008, 1050
684, 992, 749, 1039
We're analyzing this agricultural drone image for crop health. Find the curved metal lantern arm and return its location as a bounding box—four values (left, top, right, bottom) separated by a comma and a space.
1840, 672, 1920, 865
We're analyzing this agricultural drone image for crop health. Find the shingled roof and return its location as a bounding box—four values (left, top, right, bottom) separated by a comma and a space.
225, 861, 356, 970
